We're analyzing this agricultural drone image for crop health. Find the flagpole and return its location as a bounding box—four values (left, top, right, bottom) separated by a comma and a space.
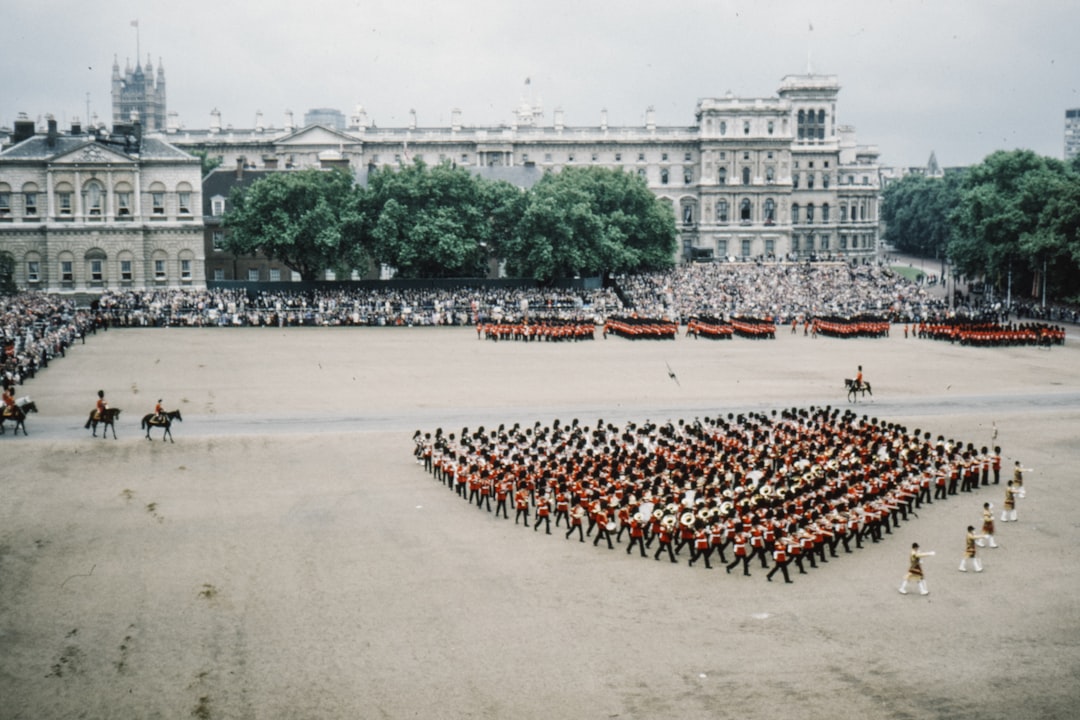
132, 19, 140, 64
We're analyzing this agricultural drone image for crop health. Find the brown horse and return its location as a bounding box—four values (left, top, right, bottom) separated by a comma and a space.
85, 407, 122, 439
141, 409, 182, 443
0, 398, 37, 436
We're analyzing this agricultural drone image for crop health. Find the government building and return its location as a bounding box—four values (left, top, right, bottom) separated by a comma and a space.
166, 71, 882, 276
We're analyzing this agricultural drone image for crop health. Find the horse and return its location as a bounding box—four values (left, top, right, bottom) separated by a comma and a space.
844, 378, 873, 403
85, 407, 122, 439
141, 409, 182, 443
0, 398, 37, 436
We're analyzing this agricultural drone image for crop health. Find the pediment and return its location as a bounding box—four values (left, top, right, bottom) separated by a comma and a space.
275, 124, 360, 148
50, 142, 134, 165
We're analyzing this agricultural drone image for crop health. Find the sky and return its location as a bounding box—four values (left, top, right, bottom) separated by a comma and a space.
3, 0, 1079, 168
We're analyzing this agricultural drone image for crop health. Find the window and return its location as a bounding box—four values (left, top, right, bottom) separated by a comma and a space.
181, 259, 192, 280
213, 268, 225, 281
460, 154, 469, 163
807, 173, 815, 190
743, 121, 750, 135
820, 234, 830, 251
743, 151, 750, 160
117, 192, 131, 216
121, 259, 132, 281
544, 153, 553, 163
660, 169, 669, 185
682, 205, 694, 224
155, 259, 166, 280
270, 268, 281, 282
661, 153, 668, 161
765, 238, 775, 255
84, 181, 104, 216
591, 153, 598, 162
615, 152, 622, 162
742, 167, 751, 185
683, 168, 692, 184
822, 204, 830, 223
716, 200, 729, 223
792, 204, 800, 223
792, 174, 799, 190
765, 166, 775, 183
24, 192, 37, 216
822, 174, 830, 189
719, 152, 726, 160
638, 153, 645, 162
90, 259, 103, 283
718, 167, 727, 184
61, 260, 73, 282
27, 261, 39, 282
840, 235, 848, 250
841, 204, 848, 222
720, 121, 727, 135
637, 168, 646, 179
741, 238, 752, 256
394, 154, 401, 163
767, 151, 774, 160
764, 198, 776, 224
684, 152, 692, 162
862, 176, 869, 185
848, 175, 855, 185
152, 192, 165, 215
247, 268, 259, 281
740, 198, 752, 223
213, 231, 225, 251
58, 192, 72, 215
211, 196, 225, 215
806, 203, 815, 224
178, 192, 192, 215
0, 192, 9, 218
767, 121, 774, 135
567, 154, 575, 163
716, 238, 728, 256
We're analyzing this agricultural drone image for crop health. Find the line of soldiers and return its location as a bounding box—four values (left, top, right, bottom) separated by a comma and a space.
917, 320, 1066, 346
413, 406, 1003, 583
477, 320, 596, 342
602, 316, 679, 340
811, 315, 891, 339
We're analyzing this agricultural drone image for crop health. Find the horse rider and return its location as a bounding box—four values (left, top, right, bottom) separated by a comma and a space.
2, 387, 16, 417
95, 389, 108, 421
855, 365, 864, 391
153, 398, 165, 424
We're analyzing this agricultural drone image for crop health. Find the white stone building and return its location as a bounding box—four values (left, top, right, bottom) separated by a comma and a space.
0, 114, 204, 293
167, 72, 882, 263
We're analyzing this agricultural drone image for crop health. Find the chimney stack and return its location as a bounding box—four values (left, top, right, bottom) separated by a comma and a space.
46, 115, 58, 147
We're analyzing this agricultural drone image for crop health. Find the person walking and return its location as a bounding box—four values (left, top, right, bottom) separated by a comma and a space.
1000, 481, 1020, 522
899, 543, 934, 595
977, 502, 999, 548
959, 526, 987, 572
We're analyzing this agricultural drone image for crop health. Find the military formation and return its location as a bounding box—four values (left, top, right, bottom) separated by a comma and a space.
414, 407, 1020, 584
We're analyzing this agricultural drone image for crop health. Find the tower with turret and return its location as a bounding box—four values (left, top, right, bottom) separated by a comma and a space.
111, 54, 166, 132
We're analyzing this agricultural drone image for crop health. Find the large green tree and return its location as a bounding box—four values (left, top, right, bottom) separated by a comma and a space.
224, 168, 367, 282
502, 166, 677, 281
881, 172, 964, 259
363, 159, 493, 278
950, 150, 1080, 301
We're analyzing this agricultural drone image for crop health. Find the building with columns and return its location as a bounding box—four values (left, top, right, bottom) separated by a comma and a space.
165, 72, 882, 266
0, 114, 204, 293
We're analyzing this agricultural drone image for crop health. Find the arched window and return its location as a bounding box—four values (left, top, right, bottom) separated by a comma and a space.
739, 198, 751, 223
21, 182, 39, 216
741, 167, 751, 185
718, 167, 727, 185
85, 248, 107, 285
807, 173, 815, 190
660, 168, 669, 185
806, 203, 815, 224
83, 180, 104, 216
149, 182, 166, 215
716, 200, 729, 224
764, 198, 776, 225
840, 204, 848, 222
176, 181, 194, 215
822, 203, 830, 223
791, 203, 800, 224
719, 121, 727, 135
54, 181, 73, 216
114, 181, 133, 217
765, 166, 775, 183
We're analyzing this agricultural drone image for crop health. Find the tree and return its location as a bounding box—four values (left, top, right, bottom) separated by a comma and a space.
363, 159, 492, 278
189, 149, 223, 178
503, 167, 677, 281
881, 172, 963, 259
224, 168, 367, 282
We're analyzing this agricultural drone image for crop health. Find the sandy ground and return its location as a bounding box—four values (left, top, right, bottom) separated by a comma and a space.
1, 321, 1079, 720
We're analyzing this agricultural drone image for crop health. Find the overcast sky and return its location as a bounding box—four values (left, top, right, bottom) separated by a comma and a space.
3, 0, 1078, 168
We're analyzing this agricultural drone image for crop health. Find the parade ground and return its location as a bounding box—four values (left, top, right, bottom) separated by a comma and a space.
2, 324, 1079, 719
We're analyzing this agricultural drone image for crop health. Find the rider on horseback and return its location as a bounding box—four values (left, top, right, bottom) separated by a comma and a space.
2, 387, 16, 417
856, 365, 864, 392
153, 399, 165, 424
94, 389, 108, 421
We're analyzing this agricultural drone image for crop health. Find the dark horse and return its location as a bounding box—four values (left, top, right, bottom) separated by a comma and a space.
141, 409, 182, 443
0, 398, 38, 436
85, 407, 122, 439
845, 378, 873, 403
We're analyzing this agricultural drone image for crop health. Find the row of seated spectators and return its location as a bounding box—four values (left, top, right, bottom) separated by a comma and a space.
1, 294, 97, 390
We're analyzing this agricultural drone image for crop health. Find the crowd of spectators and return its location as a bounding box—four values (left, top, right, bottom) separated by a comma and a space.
1, 294, 96, 390
617, 261, 948, 325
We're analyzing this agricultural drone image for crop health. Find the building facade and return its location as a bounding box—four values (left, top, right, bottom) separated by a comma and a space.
1066, 108, 1080, 162
167, 72, 882, 265
0, 115, 204, 293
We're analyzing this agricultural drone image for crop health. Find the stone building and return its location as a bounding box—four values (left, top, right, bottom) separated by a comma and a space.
167, 72, 882, 264
0, 114, 204, 293
112, 55, 167, 132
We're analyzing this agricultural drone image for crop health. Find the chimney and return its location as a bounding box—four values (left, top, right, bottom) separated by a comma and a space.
600, 108, 608, 132
262, 155, 278, 169
12, 113, 35, 144
70, 116, 82, 135
554, 107, 564, 132
255, 110, 264, 133
210, 108, 222, 134
284, 109, 294, 132
47, 115, 58, 147
236, 156, 245, 180
646, 106, 656, 132
409, 109, 417, 129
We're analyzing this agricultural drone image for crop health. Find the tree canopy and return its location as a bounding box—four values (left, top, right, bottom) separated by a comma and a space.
223, 168, 367, 282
